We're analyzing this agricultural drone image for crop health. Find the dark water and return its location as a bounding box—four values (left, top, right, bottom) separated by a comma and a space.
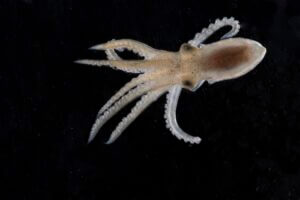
2, 0, 300, 199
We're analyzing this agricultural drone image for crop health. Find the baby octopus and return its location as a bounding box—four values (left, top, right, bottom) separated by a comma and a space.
76, 17, 266, 144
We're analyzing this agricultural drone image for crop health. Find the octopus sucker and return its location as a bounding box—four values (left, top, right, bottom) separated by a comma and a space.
77, 17, 266, 144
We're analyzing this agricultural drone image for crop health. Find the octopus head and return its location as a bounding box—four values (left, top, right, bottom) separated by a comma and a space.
199, 38, 266, 84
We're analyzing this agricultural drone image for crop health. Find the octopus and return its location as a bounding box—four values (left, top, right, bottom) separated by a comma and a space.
75, 17, 266, 144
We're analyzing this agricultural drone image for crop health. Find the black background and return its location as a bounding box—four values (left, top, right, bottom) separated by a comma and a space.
2, 0, 300, 199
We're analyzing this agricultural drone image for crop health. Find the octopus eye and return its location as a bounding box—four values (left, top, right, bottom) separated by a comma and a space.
182, 80, 193, 87
181, 43, 194, 51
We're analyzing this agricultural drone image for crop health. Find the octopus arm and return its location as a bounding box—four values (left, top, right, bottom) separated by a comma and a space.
74, 59, 157, 74
97, 74, 149, 117
105, 49, 121, 61
97, 71, 168, 117
90, 39, 159, 59
106, 88, 168, 144
188, 17, 240, 47
164, 86, 202, 144
88, 81, 156, 143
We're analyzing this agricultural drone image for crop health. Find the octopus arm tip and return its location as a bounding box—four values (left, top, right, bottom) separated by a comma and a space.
89, 44, 104, 50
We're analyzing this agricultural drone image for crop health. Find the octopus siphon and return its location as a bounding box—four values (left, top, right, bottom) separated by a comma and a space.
75, 17, 266, 144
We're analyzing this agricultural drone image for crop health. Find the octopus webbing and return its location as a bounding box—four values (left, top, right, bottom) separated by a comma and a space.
76, 17, 266, 144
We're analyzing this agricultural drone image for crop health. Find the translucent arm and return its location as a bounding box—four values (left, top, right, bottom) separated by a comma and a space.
106, 87, 168, 144
164, 85, 201, 144
90, 39, 158, 59
188, 17, 240, 47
